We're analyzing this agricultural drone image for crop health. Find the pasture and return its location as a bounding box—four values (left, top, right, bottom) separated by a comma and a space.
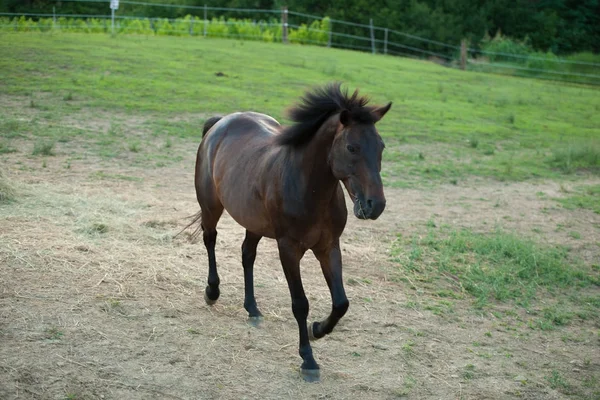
1, 33, 599, 399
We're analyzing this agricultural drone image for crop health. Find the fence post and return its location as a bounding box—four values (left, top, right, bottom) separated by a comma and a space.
281, 7, 288, 44
384, 28, 388, 55
369, 19, 375, 54
53, 6, 56, 29
111, 8, 115, 36
203, 4, 207, 37
327, 21, 332, 47
460, 39, 467, 70
189, 17, 193, 36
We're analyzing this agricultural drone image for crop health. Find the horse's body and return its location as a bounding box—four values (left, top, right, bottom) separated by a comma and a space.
196, 111, 347, 243
193, 83, 391, 382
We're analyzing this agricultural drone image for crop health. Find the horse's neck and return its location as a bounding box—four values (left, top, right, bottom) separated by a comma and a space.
293, 117, 339, 197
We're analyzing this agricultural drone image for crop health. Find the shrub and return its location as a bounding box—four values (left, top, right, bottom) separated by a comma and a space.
206, 17, 229, 38
480, 32, 532, 63
526, 51, 563, 72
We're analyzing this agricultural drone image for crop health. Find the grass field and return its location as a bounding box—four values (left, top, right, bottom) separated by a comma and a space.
1, 32, 599, 399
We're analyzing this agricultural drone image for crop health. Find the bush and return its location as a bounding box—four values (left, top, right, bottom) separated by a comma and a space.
565, 52, 600, 76
121, 18, 153, 35
172, 15, 194, 36
235, 19, 261, 40
88, 18, 106, 34
206, 17, 228, 38
289, 17, 330, 46
526, 51, 560, 71
0, 15, 329, 46
154, 18, 175, 36
480, 32, 532, 63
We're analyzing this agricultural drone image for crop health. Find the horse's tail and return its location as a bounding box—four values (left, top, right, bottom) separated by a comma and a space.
173, 210, 203, 241
202, 116, 222, 137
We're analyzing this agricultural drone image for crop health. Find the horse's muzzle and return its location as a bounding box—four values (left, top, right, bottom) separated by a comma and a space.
354, 197, 386, 220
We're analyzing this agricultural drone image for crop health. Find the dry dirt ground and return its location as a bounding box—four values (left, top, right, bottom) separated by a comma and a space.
1, 111, 599, 399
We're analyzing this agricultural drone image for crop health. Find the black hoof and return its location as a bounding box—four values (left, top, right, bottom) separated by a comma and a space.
300, 368, 320, 383
247, 316, 263, 327
308, 321, 322, 341
204, 288, 218, 305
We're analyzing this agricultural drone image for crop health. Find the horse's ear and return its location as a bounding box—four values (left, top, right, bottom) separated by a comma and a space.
339, 109, 351, 126
372, 102, 392, 122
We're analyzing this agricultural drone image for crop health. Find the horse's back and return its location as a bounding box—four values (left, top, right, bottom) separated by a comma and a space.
205, 111, 280, 144
195, 112, 283, 237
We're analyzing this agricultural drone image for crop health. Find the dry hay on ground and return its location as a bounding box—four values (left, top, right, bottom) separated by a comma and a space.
1, 117, 599, 399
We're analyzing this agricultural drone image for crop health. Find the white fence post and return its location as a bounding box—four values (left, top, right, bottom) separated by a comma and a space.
203, 4, 207, 37
110, 0, 119, 36
384, 28, 388, 55
369, 18, 375, 54
282, 7, 288, 44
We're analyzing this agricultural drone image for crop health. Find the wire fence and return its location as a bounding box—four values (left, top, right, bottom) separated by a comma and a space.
1, 0, 599, 85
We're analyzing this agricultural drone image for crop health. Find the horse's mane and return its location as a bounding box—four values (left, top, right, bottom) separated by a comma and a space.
276, 83, 374, 146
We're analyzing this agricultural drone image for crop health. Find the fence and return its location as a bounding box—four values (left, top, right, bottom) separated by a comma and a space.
2, 0, 600, 85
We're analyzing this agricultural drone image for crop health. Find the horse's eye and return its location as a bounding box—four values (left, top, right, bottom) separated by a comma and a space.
347, 145, 357, 154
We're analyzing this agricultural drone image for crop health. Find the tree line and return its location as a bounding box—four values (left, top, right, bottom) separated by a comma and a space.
2, 0, 599, 55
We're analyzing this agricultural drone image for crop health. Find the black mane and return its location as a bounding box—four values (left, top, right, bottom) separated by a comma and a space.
276, 83, 374, 146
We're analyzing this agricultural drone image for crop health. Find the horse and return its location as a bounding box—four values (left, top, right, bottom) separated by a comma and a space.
192, 82, 391, 382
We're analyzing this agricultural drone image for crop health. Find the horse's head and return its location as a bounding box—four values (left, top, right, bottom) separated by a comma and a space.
330, 102, 392, 220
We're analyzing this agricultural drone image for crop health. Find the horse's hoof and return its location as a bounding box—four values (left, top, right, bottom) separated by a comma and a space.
247, 316, 263, 327
204, 291, 217, 305
300, 368, 320, 383
308, 322, 320, 341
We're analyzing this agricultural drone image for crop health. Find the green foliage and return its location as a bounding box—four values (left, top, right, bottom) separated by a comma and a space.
0, 15, 328, 46
206, 17, 228, 38
3, 0, 599, 56
155, 18, 175, 36
289, 17, 330, 45
121, 18, 153, 35
565, 52, 600, 76
87, 18, 106, 34
526, 51, 561, 71
480, 33, 532, 63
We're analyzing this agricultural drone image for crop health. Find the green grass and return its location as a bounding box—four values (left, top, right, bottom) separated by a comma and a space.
551, 141, 600, 173
32, 139, 56, 156
1, 32, 599, 187
0, 140, 17, 154
558, 185, 600, 214
391, 228, 599, 321
545, 370, 572, 393
0, 170, 17, 203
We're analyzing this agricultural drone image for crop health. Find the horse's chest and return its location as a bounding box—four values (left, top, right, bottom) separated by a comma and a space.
277, 214, 333, 248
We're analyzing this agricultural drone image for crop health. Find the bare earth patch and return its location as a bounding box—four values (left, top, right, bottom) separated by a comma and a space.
1, 114, 599, 399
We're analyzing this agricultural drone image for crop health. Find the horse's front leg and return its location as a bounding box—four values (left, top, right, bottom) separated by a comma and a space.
309, 239, 349, 340
277, 238, 320, 382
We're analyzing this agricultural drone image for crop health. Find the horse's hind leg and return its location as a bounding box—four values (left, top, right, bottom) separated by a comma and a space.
242, 230, 263, 322
201, 204, 224, 305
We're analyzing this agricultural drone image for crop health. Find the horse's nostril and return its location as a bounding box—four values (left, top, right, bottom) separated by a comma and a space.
367, 199, 373, 209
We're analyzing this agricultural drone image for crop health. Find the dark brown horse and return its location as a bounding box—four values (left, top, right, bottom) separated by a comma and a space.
193, 83, 391, 382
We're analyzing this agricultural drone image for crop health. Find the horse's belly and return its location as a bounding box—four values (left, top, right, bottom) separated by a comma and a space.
220, 194, 276, 239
